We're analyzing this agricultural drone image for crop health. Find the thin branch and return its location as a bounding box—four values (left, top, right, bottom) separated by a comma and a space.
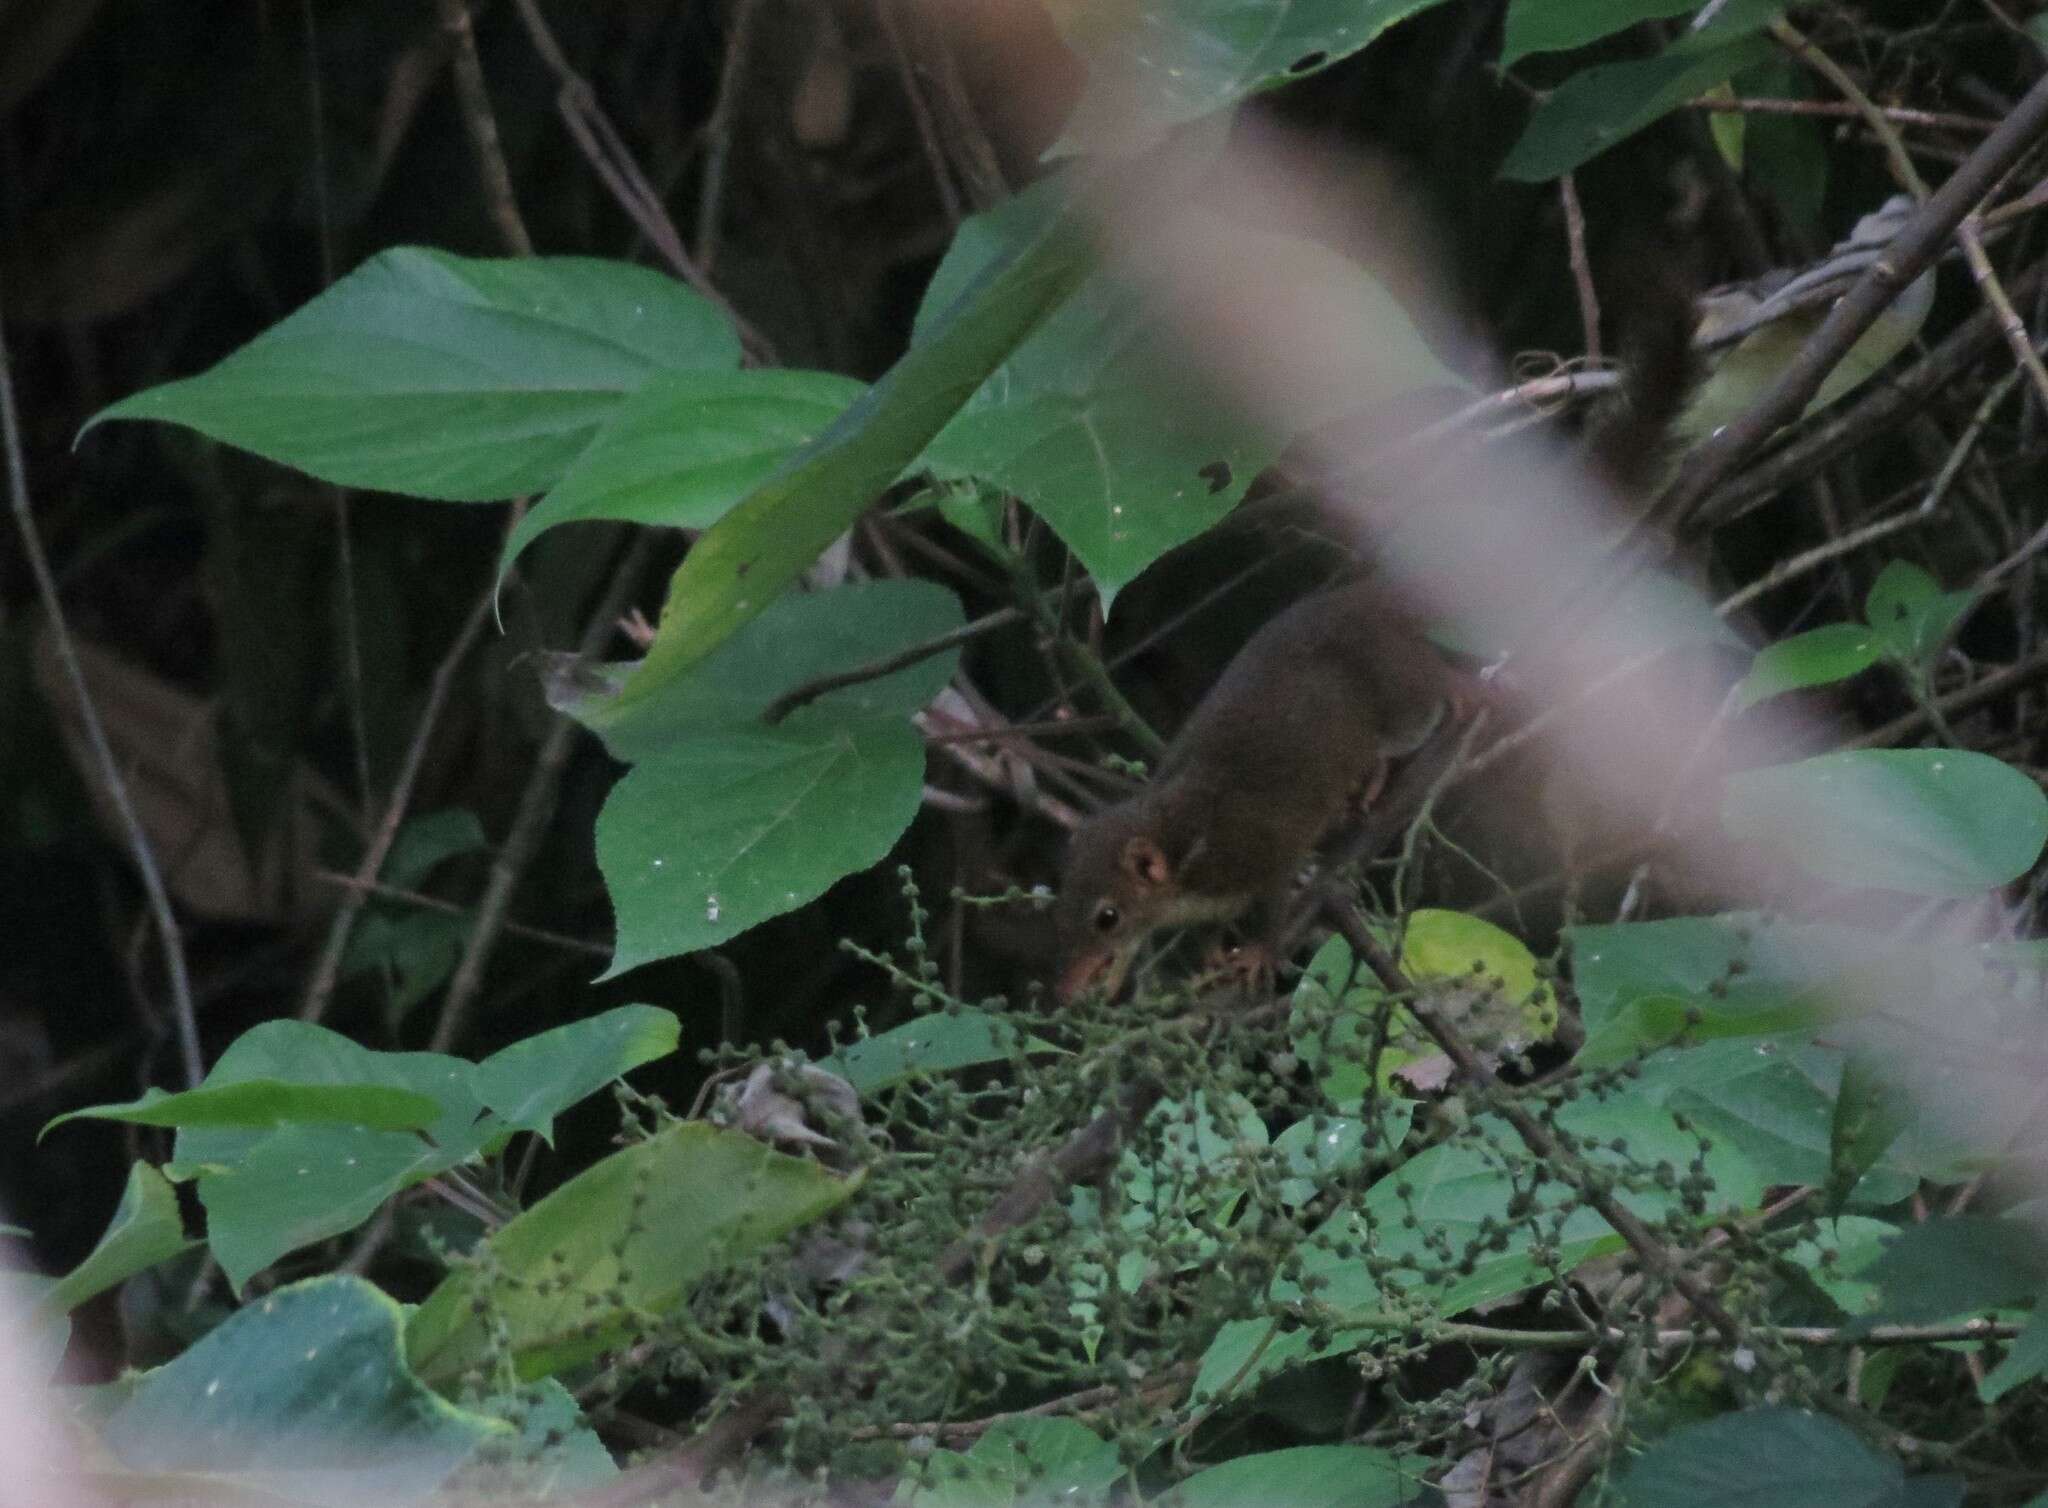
507, 0, 771, 361
696, 0, 765, 275
1847, 642, 2048, 749
311, 869, 610, 958
761, 606, 1021, 725
1684, 93, 1999, 134
1, 295, 203, 1087
427, 532, 656, 1052
432, 0, 534, 256
1958, 213, 2048, 413
1559, 172, 1600, 364
301, 573, 500, 1022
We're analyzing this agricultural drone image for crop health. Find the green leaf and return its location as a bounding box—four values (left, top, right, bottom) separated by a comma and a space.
100, 1275, 505, 1507
596, 719, 926, 975
915, 183, 1463, 602
406, 1121, 858, 1384
1272, 1108, 1411, 1207
39, 1163, 196, 1318
1865, 561, 1975, 672
501, 368, 866, 571
1720, 750, 2048, 896
199, 1123, 446, 1294
473, 1005, 680, 1141
1855, 1216, 2048, 1327
1171, 1446, 1427, 1508
1613, 1407, 1902, 1508
1568, 914, 1863, 1038
1732, 623, 1882, 711
1501, 0, 1715, 65
382, 809, 487, 891
1295, 911, 1554, 1101
43, 1079, 442, 1141
88, 249, 738, 500
1052, 0, 1458, 154
610, 188, 1095, 713
818, 1008, 1054, 1095
1502, 1, 1784, 182
574, 581, 963, 970
169, 1021, 494, 1173
563, 579, 964, 762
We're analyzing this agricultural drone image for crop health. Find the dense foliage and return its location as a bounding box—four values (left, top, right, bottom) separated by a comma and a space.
8, 1, 2048, 1504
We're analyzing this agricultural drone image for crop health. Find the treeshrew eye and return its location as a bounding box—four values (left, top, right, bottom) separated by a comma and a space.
1093, 904, 1121, 933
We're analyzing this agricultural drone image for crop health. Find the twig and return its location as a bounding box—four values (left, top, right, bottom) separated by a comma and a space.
2, 288, 204, 1087
1774, 20, 1932, 201
1958, 213, 2048, 413
311, 869, 610, 958
427, 532, 656, 1052
696, 0, 765, 275
760, 606, 1021, 725
568, 1389, 785, 1508
507, 0, 771, 361
1559, 172, 1600, 364
878, 0, 964, 224
1323, 906, 1748, 1347
1846, 642, 2048, 749
301, 573, 499, 1022
1684, 93, 1999, 134
432, 0, 534, 256
935, 1076, 1168, 1283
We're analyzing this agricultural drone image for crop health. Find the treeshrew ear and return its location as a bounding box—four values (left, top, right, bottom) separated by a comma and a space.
1120, 836, 1172, 889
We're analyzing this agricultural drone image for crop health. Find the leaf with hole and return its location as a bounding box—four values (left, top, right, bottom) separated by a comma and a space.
1050, 0, 1460, 154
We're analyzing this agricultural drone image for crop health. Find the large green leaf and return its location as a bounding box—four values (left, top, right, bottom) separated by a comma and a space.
583, 581, 963, 971
910, 1418, 1123, 1507
472, 1004, 679, 1141
597, 719, 926, 975
915, 182, 1463, 602
1051, 0, 1458, 154
1171, 1446, 1428, 1508
500, 368, 867, 570
406, 1121, 858, 1385
1501, 0, 1783, 182
89, 249, 738, 499
1721, 750, 2048, 897
563, 579, 964, 762
200, 1123, 448, 1294
39, 1163, 196, 1318
611, 194, 1095, 712
99, 1276, 506, 1506
1501, 0, 1714, 65
1613, 1407, 1929, 1508
170, 1021, 496, 1173
1853, 1216, 2048, 1327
